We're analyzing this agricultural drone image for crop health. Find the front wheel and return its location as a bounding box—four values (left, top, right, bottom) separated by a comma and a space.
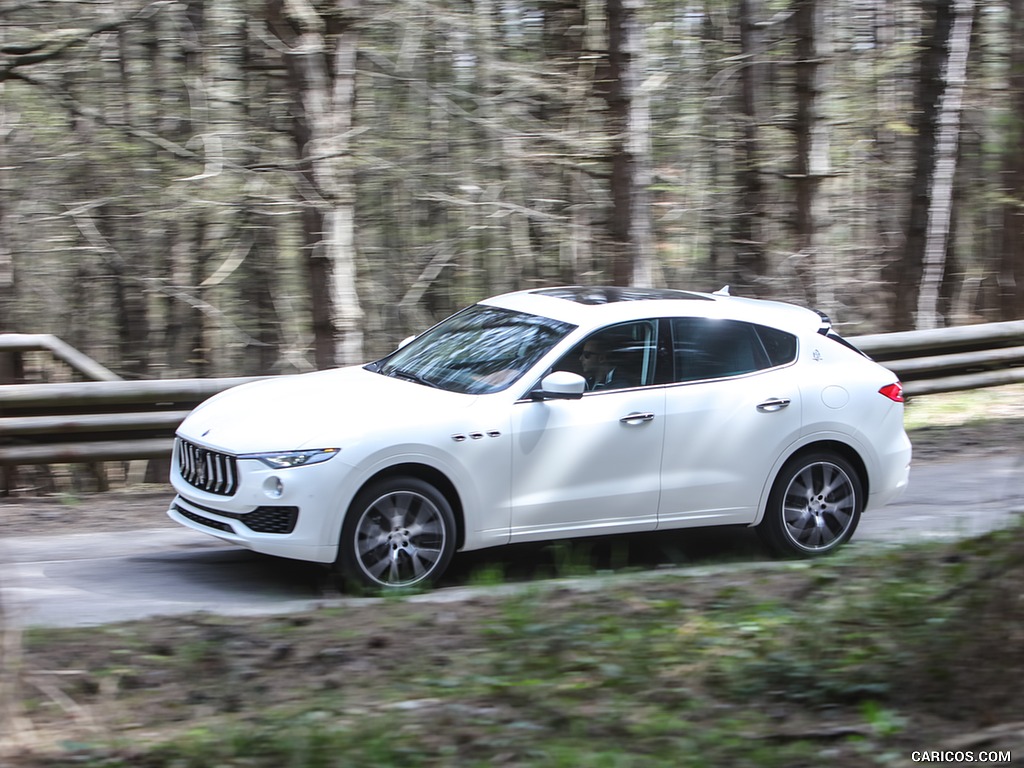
757, 452, 862, 557
338, 476, 456, 591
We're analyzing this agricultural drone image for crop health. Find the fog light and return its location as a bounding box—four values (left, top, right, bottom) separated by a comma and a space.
264, 476, 284, 499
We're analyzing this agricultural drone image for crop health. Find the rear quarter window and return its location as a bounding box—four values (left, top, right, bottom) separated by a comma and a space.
755, 325, 798, 366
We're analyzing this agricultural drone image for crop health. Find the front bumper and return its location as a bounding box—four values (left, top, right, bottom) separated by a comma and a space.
168, 495, 336, 562
168, 448, 354, 564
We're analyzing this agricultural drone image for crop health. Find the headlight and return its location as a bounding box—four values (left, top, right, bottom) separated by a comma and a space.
242, 448, 340, 469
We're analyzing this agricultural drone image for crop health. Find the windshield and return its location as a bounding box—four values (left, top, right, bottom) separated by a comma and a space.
375, 305, 576, 394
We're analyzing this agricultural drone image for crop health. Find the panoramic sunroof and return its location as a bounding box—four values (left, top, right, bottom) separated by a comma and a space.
531, 286, 712, 305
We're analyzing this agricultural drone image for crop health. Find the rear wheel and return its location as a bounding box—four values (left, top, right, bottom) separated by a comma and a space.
758, 451, 862, 557
338, 476, 456, 591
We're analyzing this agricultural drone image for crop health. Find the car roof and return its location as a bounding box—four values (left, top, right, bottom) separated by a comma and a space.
481, 285, 824, 335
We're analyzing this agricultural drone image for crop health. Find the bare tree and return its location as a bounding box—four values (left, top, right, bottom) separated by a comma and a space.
0, 89, 12, 335
791, 0, 831, 308
888, 0, 953, 330
267, 0, 364, 368
732, 0, 766, 294
605, 0, 656, 287
999, 0, 1024, 320
916, 0, 974, 329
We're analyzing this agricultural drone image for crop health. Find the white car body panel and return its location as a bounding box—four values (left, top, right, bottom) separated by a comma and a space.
658, 369, 803, 527
342, 395, 516, 552
509, 387, 665, 541
180, 367, 476, 453
791, 338, 912, 512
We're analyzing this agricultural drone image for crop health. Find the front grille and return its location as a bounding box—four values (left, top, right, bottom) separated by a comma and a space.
176, 437, 239, 496
242, 507, 299, 534
175, 496, 299, 536
174, 504, 236, 534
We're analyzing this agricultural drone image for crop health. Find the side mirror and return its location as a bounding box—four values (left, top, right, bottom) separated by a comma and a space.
531, 371, 586, 400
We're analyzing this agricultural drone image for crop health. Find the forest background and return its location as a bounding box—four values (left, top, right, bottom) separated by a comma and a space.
1, 0, 1023, 380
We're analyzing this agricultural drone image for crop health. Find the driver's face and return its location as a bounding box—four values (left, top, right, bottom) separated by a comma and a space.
580, 344, 605, 375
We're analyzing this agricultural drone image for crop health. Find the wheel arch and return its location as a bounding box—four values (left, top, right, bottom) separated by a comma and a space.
755, 439, 870, 524
785, 440, 869, 497
355, 463, 466, 550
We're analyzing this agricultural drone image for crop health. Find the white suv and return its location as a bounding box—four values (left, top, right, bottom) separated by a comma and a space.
169, 286, 911, 590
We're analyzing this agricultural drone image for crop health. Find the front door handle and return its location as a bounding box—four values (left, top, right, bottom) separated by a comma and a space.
757, 398, 791, 413
620, 412, 656, 424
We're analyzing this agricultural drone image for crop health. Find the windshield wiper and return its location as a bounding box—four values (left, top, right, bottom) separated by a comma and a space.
389, 368, 440, 388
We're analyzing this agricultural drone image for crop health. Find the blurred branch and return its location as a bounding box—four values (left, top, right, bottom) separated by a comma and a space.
67, 210, 271, 349
0, 2, 174, 81
13, 71, 201, 161
11, 66, 361, 177
418, 192, 565, 222
0, 25, 122, 74
200, 238, 253, 288
144, 282, 273, 349
399, 249, 456, 311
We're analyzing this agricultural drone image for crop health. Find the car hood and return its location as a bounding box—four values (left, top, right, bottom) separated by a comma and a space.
178, 365, 477, 454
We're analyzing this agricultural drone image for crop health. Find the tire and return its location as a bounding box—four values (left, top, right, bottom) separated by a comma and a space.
337, 476, 456, 591
757, 451, 862, 557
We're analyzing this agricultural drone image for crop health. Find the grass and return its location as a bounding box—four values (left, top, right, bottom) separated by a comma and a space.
903, 382, 1024, 430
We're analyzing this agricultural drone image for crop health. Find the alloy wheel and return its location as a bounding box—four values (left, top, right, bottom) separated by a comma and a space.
353, 490, 449, 588
781, 460, 857, 552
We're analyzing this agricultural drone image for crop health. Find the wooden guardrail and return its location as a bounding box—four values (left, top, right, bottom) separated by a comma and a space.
854, 319, 1024, 396
0, 378, 260, 466
0, 334, 122, 382
1, 320, 1023, 468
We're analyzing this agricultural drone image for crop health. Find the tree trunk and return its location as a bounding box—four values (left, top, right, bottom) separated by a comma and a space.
732, 0, 765, 294
999, 0, 1024, 320
167, 216, 207, 376
0, 103, 13, 336
916, 0, 974, 330
0, 108, 19, 508
889, 0, 953, 330
791, 0, 830, 308
700, 10, 727, 287
267, 0, 364, 368
239, 215, 282, 375
871, 1, 903, 299
473, 0, 520, 298
605, 0, 655, 287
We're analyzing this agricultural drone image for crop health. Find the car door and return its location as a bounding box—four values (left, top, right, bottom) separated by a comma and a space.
508, 320, 665, 542
658, 318, 803, 527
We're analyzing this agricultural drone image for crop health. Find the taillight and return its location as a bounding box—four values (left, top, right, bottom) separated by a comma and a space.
879, 382, 904, 403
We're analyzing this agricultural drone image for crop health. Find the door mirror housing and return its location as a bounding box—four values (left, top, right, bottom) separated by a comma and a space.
532, 371, 586, 400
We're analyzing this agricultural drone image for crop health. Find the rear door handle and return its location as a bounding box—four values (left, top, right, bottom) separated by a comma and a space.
756, 398, 791, 413
620, 412, 656, 424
